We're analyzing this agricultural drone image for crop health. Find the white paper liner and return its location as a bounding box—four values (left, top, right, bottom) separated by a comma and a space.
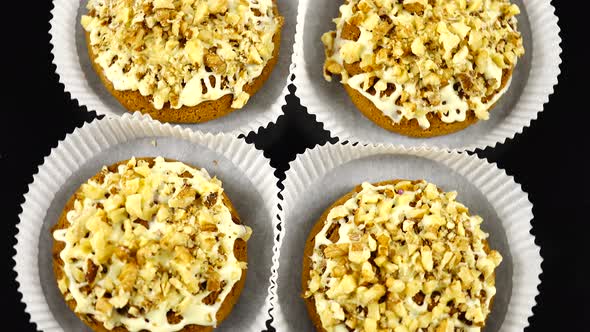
271, 143, 541, 332
49, 0, 298, 135
13, 112, 281, 332
290, 0, 561, 150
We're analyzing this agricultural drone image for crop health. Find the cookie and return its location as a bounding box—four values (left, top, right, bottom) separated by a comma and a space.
302, 180, 501, 332
82, 0, 284, 123
52, 157, 251, 331
322, 0, 524, 137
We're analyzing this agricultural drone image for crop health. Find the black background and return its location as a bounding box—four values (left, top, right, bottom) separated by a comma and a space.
2, 0, 586, 331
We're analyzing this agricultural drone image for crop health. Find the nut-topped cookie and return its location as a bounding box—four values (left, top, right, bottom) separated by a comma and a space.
322, 0, 525, 137
81, 0, 284, 123
52, 157, 252, 331
302, 180, 502, 332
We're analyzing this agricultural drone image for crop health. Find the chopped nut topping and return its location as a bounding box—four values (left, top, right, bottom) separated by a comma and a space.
304, 181, 502, 332
53, 157, 251, 331
81, 0, 283, 110
204, 192, 218, 208
322, 0, 524, 129
85, 259, 99, 284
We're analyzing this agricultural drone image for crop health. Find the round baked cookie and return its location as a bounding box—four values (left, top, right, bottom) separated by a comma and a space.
82, 0, 284, 123
322, 0, 525, 137
302, 180, 502, 332
51, 157, 252, 332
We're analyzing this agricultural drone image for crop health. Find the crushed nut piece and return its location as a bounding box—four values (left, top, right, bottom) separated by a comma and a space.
85, 259, 99, 284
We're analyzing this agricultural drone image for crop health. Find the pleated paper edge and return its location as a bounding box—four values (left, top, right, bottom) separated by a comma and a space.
13, 112, 281, 332
49, 0, 290, 136
290, 0, 562, 151
270, 143, 542, 332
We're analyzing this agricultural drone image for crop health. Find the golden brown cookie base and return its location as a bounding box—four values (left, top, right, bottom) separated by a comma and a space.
85, 1, 282, 123
338, 22, 513, 138
301, 180, 495, 331
343, 84, 481, 138
51, 158, 247, 332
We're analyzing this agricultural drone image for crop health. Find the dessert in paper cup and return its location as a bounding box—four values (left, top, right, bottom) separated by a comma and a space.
13, 113, 280, 331
290, 0, 561, 149
50, 0, 298, 133
271, 144, 541, 332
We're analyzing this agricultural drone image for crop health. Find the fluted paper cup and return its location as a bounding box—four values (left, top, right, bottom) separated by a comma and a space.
290, 0, 561, 150
50, 0, 298, 134
13, 113, 280, 331
271, 143, 541, 332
